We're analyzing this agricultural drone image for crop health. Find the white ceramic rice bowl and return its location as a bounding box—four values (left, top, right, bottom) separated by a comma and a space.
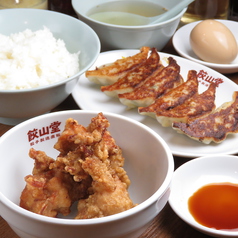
0, 9, 100, 125
0, 110, 174, 238
72, 0, 187, 51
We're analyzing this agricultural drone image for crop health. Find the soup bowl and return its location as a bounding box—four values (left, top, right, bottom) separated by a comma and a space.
72, 0, 186, 51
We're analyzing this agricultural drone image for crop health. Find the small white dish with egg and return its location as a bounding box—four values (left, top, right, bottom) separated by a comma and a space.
173, 20, 238, 74
169, 154, 238, 237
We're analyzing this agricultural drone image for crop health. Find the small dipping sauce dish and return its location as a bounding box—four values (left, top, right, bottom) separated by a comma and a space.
169, 154, 238, 237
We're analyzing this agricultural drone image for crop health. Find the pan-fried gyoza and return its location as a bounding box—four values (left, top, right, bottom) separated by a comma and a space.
85, 47, 238, 144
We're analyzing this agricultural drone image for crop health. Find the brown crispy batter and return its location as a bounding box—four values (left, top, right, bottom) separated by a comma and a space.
75, 156, 135, 219
20, 148, 88, 217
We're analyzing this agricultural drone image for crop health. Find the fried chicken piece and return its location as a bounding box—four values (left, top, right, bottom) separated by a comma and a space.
52, 115, 108, 183
87, 113, 130, 187
75, 157, 135, 219
97, 131, 131, 188
54, 119, 103, 155
20, 148, 91, 217
54, 113, 130, 187
20, 149, 72, 217
20, 113, 133, 219
20, 175, 72, 217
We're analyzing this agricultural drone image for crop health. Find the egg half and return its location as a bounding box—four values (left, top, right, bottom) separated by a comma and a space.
190, 20, 238, 64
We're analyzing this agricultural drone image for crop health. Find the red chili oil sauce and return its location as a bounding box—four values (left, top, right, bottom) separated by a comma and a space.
188, 182, 238, 230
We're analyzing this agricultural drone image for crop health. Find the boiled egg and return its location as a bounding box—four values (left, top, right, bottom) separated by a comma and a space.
190, 19, 238, 64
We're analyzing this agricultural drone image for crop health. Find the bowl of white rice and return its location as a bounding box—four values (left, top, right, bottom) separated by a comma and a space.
0, 8, 100, 125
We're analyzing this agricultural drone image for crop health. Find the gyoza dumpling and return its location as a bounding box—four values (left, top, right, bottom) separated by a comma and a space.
173, 91, 238, 144
85, 46, 150, 85
138, 70, 199, 118
101, 48, 161, 97
155, 82, 216, 127
118, 57, 183, 109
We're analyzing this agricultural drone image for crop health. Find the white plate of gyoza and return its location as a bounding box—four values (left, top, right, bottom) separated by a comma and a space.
72, 47, 238, 158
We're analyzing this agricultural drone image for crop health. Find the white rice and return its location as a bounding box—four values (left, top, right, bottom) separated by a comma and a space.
0, 27, 80, 90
